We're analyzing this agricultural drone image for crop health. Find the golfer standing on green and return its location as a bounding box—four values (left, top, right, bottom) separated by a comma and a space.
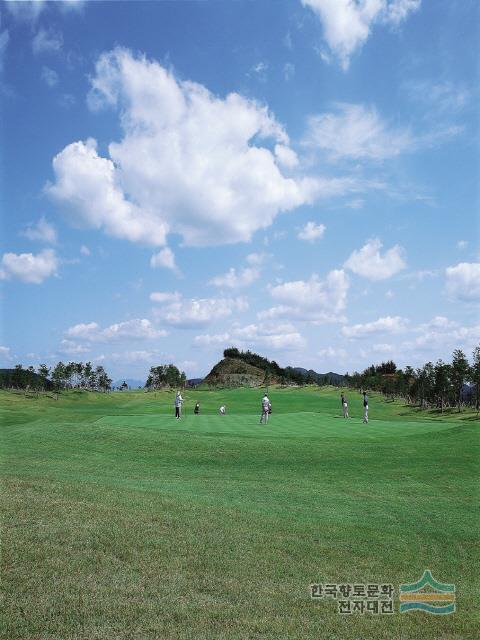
260, 393, 271, 424
363, 392, 369, 424
175, 391, 183, 420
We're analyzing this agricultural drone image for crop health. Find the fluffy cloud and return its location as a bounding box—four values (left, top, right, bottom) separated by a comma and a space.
412, 316, 480, 352
233, 322, 305, 350
48, 138, 168, 246
302, 0, 421, 69
209, 253, 268, 290
274, 143, 299, 167
344, 238, 406, 280
297, 221, 326, 242
153, 294, 248, 329
66, 318, 167, 342
445, 262, 480, 302
260, 269, 349, 323
150, 247, 178, 272
304, 103, 412, 161
21, 217, 57, 244
0, 249, 58, 283
194, 322, 305, 351
48, 48, 356, 248
210, 266, 260, 289
341, 315, 408, 339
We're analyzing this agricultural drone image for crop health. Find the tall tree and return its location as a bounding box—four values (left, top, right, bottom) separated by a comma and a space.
451, 349, 470, 411
471, 346, 480, 415
434, 360, 451, 413
37, 364, 51, 391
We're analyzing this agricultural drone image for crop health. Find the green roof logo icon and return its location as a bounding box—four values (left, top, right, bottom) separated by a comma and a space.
399, 570, 456, 614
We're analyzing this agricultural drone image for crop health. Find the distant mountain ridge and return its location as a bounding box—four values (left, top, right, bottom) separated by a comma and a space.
292, 368, 346, 385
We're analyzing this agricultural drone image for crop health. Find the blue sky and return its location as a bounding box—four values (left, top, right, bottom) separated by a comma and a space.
1, 0, 479, 381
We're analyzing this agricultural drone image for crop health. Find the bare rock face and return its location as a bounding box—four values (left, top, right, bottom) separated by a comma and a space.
203, 358, 267, 388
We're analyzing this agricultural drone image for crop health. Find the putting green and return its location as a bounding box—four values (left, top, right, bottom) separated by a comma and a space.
95, 411, 459, 440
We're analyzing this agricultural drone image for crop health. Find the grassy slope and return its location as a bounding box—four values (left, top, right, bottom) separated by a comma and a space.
1, 387, 478, 639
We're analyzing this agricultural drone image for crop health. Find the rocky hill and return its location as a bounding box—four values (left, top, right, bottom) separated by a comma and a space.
203, 357, 268, 388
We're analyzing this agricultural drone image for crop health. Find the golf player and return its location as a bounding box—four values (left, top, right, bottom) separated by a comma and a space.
260, 393, 271, 424
341, 392, 349, 418
219, 405, 226, 415
363, 392, 369, 423
174, 391, 183, 419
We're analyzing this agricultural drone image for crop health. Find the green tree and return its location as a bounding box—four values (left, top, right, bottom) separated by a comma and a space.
470, 346, 480, 414
37, 364, 50, 391
51, 362, 66, 390
434, 360, 451, 413
451, 349, 469, 411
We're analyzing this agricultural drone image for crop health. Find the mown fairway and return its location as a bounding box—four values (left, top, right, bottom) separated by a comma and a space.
1, 387, 478, 639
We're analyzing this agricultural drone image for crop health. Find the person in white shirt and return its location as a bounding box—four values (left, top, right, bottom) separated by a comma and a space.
174, 391, 183, 420
219, 405, 226, 415
341, 392, 349, 418
260, 393, 271, 424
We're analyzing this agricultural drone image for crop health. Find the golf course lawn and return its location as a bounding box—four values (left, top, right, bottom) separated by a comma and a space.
1, 386, 478, 639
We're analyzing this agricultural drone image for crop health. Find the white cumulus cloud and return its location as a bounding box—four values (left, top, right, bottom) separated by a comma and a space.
302, 0, 421, 69
66, 318, 167, 342
261, 269, 349, 323
194, 322, 305, 352
0, 248, 58, 283
298, 221, 326, 242
342, 315, 408, 339
210, 266, 260, 289
150, 247, 178, 272
153, 294, 248, 329
344, 238, 406, 280
47, 48, 355, 249
47, 138, 168, 246
445, 262, 480, 302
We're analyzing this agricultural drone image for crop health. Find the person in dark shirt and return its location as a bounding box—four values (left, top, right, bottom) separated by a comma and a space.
363, 392, 369, 424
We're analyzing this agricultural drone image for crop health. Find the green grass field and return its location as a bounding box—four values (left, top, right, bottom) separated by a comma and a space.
1, 386, 478, 639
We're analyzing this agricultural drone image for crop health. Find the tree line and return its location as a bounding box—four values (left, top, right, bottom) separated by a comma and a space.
344, 347, 480, 412
145, 364, 186, 390
0, 361, 113, 392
